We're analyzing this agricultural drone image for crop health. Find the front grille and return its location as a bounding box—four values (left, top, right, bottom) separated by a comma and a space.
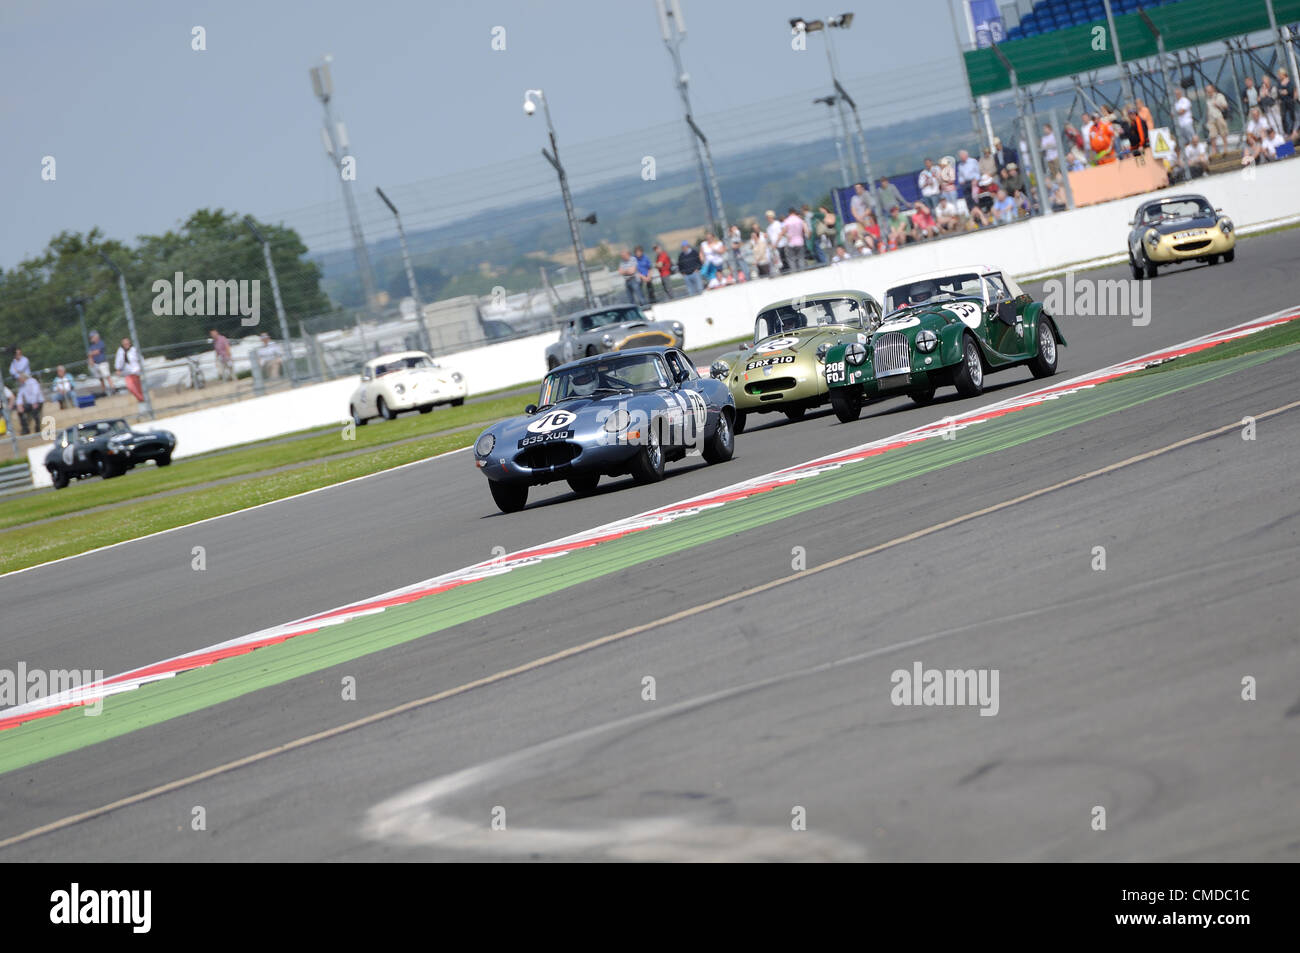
745, 376, 796, 395
515, 442, 581, 470
617, 331, 673, 349
1173, 239, 1211, 252
873, 332, 911, 375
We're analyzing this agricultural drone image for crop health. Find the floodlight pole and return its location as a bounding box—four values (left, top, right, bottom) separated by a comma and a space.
97, 250, 154, 419
526, 89, 594, 310
375, 187, 434, 354
244, 217, 297, 385
1102, 0, 1136, 108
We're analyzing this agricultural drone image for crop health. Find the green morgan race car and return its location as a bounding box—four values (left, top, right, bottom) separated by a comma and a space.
709, 289, 883, 433
822, 265, 1065, 422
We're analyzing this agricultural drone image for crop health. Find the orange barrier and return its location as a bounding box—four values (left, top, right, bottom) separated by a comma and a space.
1067, 149, 1169, 207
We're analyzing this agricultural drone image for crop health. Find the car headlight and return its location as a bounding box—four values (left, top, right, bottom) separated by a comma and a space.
1218, 217, 1233, 234
452, 372, 464, 383
1144, 228, 1159, 246
916, 330, 938, 353
602, 409, 630, 433
815, 342, 831, 364
475, 433, 495, 456
710, 360, 730, 379
672, 322, 683, 334
394, 383, 406, 395
602, 333, 614, 346
845, 342, 867, 365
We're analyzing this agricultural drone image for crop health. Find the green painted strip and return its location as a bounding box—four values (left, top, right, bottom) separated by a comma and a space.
0, 347, 1289, 777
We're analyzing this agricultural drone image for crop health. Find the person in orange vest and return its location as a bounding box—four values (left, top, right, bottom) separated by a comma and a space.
1091, 115, 1117, 165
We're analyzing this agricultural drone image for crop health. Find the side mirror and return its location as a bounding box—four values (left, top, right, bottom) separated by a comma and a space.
739, 343, 750, 351
524, 404, 537, 415
1126, 219, 1134, 226
1215, 207, 1222, 213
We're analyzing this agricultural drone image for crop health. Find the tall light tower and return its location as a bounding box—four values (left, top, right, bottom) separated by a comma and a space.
524, 88, 594, 310
310, 56, 379, 316
655, 0, 729, 245
792, 15, 878, 214
98, 250, 155, 419
375, 186, 434, 354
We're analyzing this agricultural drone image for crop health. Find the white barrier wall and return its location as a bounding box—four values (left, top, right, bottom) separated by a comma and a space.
24, 158, 1300, 488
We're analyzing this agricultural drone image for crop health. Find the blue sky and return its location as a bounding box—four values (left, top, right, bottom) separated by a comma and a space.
1, 0, 963, 266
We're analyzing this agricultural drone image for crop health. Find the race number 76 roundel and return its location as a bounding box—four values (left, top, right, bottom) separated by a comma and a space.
526, 410, 577, 433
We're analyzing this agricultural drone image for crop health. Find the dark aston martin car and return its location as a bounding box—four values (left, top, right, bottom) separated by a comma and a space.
44, 418, 176, 488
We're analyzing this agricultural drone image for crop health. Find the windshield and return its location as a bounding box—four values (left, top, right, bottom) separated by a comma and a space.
79, 420, 129, 441
579, 308, 642, 332
1143, 199, 1214, 223
755, 297, 865, 341
884, 273, 983, 313
373, 355, 435, 376
538, 353, 670, 406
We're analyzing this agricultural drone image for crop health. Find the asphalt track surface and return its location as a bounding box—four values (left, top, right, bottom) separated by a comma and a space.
1, 229, 1297, 860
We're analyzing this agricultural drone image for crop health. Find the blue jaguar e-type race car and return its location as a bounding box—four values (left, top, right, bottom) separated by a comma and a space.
473, 346, 736, 512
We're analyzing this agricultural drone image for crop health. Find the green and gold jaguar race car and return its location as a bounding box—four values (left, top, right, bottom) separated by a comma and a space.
709, 290, 883, 433
822, 265, 1064, 422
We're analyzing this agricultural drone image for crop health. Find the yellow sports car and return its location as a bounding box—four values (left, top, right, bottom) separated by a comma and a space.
1127, 193, 1235, 279
709, 290, 883, 433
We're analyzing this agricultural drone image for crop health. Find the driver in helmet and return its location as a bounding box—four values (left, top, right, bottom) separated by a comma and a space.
907, 280, 938, 305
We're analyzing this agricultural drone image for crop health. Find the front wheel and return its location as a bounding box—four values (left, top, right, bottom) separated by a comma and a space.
156, 454, 172, 467
830, 389, 862, 423
1028, 320, 1059, 379
567, 473, 600, 495
489, 480, 528, 513
952, 335, 985, 397
97, 456, 121, 479
418, 405, 434, 414
378, 397, 397, 420
784, 405, 806, 422
1144, 257, 1158, 279
702, 411, 734, 464
1223, 247, 1235, 263
1128, 253, 1143, 281
451, 397, 464, 407
50, 468, 69, 489
732, 410, 748, 435
628, 422, 665, 484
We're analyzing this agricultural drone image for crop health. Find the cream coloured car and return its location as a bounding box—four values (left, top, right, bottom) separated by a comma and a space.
349, 351, 468, 425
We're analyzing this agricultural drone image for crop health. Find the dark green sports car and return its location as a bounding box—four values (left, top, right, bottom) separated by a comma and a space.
822, 265, 1065, 422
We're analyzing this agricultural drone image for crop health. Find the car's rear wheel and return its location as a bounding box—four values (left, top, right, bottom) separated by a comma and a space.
733, 410, 748, 434
952, 335, 985, 397
628, 421, 665, 484
1223, 248, 1235, 263
909, 382, 937, 405
1028, 319, 1059, 379
489, 480, 528, 513
378, 397, 397, 420
351, 405, 367, 426
50, 468, 69, 490
784, 404, 806, 422
702, 410, 734, 464
567, 473, 600, 495
830, 389, 862, 422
